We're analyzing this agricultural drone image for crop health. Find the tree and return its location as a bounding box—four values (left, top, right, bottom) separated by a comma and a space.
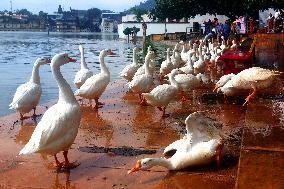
150, 0, 284, 21
130, 8, 147, 22
16, 9, 33, 16
123, 27, 132, 43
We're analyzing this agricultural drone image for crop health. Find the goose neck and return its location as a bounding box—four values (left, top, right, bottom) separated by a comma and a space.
51, 64, 77, 103
169, 72, 179, 88
147, 158, 174, 170
144, 55, 151, 75
133, 51, 138, 65
80, 49, 88, 69
99, 54, 110, 75
166, 51, 171, 61
30, 62, 41, 84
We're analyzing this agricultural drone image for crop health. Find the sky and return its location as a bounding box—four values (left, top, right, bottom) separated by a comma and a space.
0, 0, 146, 13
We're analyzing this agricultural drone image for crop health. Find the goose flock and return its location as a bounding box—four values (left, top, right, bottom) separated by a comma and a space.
9, 36, 282, 173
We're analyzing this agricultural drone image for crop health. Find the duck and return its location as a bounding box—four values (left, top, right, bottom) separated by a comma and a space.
73, 45, 93, 89
133, 47, 155, 78
179, 52, 194, 75
120, 47, 141, 81
142, 69, 180, 118
160, 48, 174, 81
173, 70, 203, 101
213, 73, 235, 92
19, 53, 81, 169
128, 112, 226, 173
171, 43, 183, 68
128, 50, 156, 105
180, 41, 188, 63
230, 39, 238, 50
193, 44, 206, 74
229, 67, 282, 106
75, 49, 114, 109
9, 57, 51, 120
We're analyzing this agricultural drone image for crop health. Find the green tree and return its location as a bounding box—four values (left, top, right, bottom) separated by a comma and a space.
123, 27, 132, 43
151, 0, 284, 21
16, 9, 33, 16
130, 8, 147, 22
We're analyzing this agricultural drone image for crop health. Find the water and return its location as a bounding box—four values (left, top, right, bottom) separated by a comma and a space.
0, 32, 151, 116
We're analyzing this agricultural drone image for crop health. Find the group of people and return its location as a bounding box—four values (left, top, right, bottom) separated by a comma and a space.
267, 9, 284, 33
204, 18, 244, 46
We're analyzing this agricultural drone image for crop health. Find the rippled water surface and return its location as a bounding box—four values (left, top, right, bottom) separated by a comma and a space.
0, 32, 167, 116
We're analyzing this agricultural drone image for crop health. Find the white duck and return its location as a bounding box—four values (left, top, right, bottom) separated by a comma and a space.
9, 57, 51, 120
128, 50, 155, 105
120, 47, 141, 81
193, 44, 206, 74
160, 48, 174, 81
171, 44, 183, 68
133, 47, 155, 78
179, 52, 194, 75
19, 53, 81, 169
229, 67, 282, 106
128, 112, 226, 173
180, 42, 188, 63
75, 49, 114, 109
73, 45, 93, 89
230, 40, 238, 50
213, 73, 235, 92
174, 70, 203, 101
142, 69, 180, 118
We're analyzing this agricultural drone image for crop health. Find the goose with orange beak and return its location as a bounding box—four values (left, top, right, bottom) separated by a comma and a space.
128, 112, 227, 173
75, 49, 115, 109
10, 57, 51, 121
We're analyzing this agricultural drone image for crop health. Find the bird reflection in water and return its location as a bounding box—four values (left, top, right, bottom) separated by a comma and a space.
52, 170, 76, 189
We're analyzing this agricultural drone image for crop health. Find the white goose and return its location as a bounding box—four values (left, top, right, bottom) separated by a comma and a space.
133, 47, 155, 78
171, 44, 183, 68
128, 50, 155, 105
75, 49, 114, 109
180, 42, 188, 63
9, 57, 51, 120
213, 73, 235, 92
19, 53, 81, 169
179, 52, 194, 75
174, 71, 203, 101
160, 48, 174, 81
128, 112, 226, 173
142, 69, 180, 118
229, 67, 282, 106
120, 47, 141, 81
73, 45, 93, 89
193, 44, 206, 74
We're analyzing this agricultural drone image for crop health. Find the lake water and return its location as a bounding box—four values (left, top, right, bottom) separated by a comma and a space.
0, 32, 155, 116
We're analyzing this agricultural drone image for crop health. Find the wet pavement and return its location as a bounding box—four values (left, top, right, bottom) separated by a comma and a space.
0, 34, 284, 189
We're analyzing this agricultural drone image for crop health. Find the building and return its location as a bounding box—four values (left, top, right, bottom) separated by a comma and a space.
118, 13, 228, 38
101, 12, 121, 33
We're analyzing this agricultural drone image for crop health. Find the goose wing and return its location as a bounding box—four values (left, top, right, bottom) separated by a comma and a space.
10, 82, 41, 109
19, 103, 80, 155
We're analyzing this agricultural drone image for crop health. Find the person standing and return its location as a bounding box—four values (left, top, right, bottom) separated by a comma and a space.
235, 22, 241, 45
267, 13, 274, 33
223, 20, 230, 45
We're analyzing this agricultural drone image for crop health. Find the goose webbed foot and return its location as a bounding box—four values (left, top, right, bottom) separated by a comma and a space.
94, 98, 104, 109
242, 87, 257, 106
160, 107, 169, 118
61, 151, 80, 169
139, 97, 148, 106
215, 139, 224, 167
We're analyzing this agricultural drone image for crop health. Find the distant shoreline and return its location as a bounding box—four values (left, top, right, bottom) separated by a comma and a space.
0, 29, 119, 34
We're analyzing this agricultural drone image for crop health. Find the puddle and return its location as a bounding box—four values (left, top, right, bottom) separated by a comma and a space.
79, 146, 157, 156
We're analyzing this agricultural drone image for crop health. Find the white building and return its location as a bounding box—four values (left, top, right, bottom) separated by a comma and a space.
101, 18, 116, 32
118, 13, 228, 39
